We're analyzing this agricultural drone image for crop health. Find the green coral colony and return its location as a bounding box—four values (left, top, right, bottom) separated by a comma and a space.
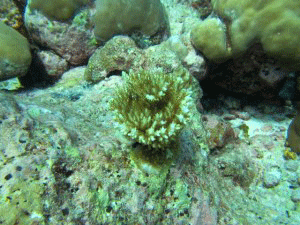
110, 68, 192, 153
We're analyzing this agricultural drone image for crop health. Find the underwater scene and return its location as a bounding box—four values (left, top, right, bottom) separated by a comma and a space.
1, 0, 300, 224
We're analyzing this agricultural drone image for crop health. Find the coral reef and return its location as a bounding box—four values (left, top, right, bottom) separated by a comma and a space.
1, 0, 300, 224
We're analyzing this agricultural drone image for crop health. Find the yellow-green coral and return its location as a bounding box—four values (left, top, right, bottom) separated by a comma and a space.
192, 0, 300, 69
191, 17, 231, 63
0, 181, 45, 224
283, 148, 297, 160
0, 22, 32, 81
0, 22, 31, 65
110, 68, 193, 149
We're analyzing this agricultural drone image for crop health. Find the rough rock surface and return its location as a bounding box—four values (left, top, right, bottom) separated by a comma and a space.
0, 0, 300, 224
24, 4, 97, 65
85, 35, 206, 83
37, 50, 69, 78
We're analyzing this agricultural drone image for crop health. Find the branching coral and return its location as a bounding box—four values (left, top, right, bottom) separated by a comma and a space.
110, 68, 193, 149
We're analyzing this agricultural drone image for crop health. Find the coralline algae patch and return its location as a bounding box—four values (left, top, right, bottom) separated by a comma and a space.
230, 116, 290, 141
0, 157, 45, 224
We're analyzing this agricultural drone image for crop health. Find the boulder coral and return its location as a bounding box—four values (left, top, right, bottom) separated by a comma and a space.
93, 0, 169, 41
191, 0, 300, 70
0, 22, 32, 81
27, 0, 89, 21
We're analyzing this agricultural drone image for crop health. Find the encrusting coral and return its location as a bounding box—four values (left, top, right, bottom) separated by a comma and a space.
110, 68, 193, 150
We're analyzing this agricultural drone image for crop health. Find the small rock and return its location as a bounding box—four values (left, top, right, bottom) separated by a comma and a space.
203, 115, 237, 149
54, 66, 86, 89
278, 126, 286, 132
37, 50, 68, 78
291, 189, 300, 202
224, 97, 241, 109
286, 172, 299, 187
259, 64, 289, 87
284, 161, 299, 172
263, 168, 281, 188
222, 114, 237, 120
183, 51, 207, 81
231, 111, 251, 120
